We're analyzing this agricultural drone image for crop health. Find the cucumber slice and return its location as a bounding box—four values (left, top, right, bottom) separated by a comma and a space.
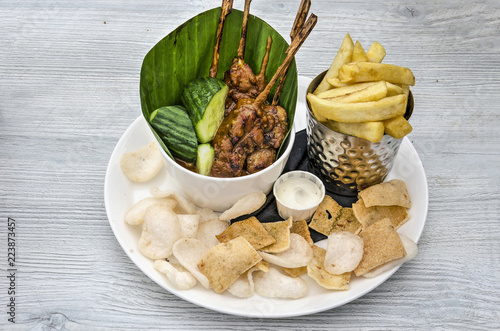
150, 105, 198, 163
194, 86, 228, 143
196, 143, 215, 176
181, 77, 228, 143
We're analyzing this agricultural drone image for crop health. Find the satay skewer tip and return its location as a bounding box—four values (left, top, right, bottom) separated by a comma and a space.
255, 13, 317, 106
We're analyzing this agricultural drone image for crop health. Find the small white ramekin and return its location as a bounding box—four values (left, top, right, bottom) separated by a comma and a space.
273, 170, 325, 221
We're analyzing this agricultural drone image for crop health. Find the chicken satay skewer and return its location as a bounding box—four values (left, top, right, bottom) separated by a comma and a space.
209, 0, 234, 78
254, 13, 318, 107
237, 0, 252, 62
224, 0, 272, 116
272, 0, 311, 106
210, 14, 317, 177
227, 14, 317, 175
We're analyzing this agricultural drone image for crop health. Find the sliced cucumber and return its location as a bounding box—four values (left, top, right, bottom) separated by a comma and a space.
150, 105, 198, 163
196, 143, 214, 176
181, 77, 228, 143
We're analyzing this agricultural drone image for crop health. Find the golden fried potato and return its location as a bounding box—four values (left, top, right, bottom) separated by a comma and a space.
339, 62, 415, 86
326, 81, 388, 103
352, 41, 369, 62
383, 116, 413, 139
366, 41, 386, 63
313, 33, 354, 94
307, 93, 407, 123
324, 77, 348, 88
309, 100, 328, 122
386, 82, 404, 96
324, 121, 384, 142
320, 82, 375, 98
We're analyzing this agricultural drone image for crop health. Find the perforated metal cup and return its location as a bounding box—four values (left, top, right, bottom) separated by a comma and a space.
306, 71, 413, 196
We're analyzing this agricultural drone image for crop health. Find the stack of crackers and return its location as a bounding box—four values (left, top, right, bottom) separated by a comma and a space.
309, 179, 413, 277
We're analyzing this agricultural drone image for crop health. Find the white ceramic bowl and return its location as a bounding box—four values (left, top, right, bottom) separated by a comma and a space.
155, 125, 296, 212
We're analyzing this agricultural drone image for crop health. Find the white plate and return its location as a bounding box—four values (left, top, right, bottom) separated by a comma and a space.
104, 76, 428, 318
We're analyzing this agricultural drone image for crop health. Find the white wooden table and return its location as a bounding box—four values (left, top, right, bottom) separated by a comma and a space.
1, 0, 499, 329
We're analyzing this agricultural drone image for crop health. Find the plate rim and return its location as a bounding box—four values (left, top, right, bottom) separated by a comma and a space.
104, 76, 428, 318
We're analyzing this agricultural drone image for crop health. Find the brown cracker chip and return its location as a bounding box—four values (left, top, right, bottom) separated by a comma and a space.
354, 218, 406, 276
290, 220, 314, 246
280, 266, 308, 278
352, 198, 410, 229
359, 179, 411, 208
260, 218, 293, 253
307, 245, 350, 290
331, 207, 362, 234
216, 217, 276, 250
309, 196, 343, 235
198, 236, 262, 294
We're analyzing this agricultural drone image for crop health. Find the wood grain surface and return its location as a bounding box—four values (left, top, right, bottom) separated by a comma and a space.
1, 0, 499, 329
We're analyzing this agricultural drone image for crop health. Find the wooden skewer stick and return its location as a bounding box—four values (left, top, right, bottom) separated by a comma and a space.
272, 0, 311, 106
255, 13, 317, 106
290, 0, 312, 41
256, 36, 273, 80
209, 0, 234, 78
237, 0, 252, 61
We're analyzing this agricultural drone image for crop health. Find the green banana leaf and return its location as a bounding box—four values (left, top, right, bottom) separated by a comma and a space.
140, 7, 298, 159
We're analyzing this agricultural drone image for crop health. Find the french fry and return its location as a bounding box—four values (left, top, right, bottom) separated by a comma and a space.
307, 93, 407, 123
326, 81, 387, 103
317, 82, 378, 99
386, 82, 404, 96
339, 62, 415, 86
325, 77, 348, 88
401, 84, 410, 112
308, 36, 414, 140
383, 116, 413, 139
309, 101, 328, 122
366, 41, 386, 63
324, 121, 384, 142
352, 41, 369, 62
313, 33, 354, 94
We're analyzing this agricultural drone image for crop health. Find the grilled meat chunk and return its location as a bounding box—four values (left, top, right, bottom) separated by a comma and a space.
211, 99, 287, 177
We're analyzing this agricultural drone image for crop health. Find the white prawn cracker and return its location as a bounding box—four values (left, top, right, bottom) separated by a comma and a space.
219, 191, 266, 221
196, 219, 229, 248
172, 238, 211, 289
324, 232, 364, 275
195, 207, 219, 223
253, 267, 308, 299
150, 186, 197, 214
120, 142, 163, 182
124, 197, 176, 225
227, 261, 269, 298
138, 204, 181, 259
362, 233, 418, 278
153, 260, 196, 290
258, 233, 313, 268
177, 214, 201, 239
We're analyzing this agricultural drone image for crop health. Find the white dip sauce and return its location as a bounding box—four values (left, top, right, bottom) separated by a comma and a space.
276, 177, 322, 209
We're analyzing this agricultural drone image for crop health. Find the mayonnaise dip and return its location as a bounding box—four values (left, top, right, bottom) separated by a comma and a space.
275, 177, 323, 209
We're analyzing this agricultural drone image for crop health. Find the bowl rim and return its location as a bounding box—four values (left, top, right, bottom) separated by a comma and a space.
156, 123, 296, 182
